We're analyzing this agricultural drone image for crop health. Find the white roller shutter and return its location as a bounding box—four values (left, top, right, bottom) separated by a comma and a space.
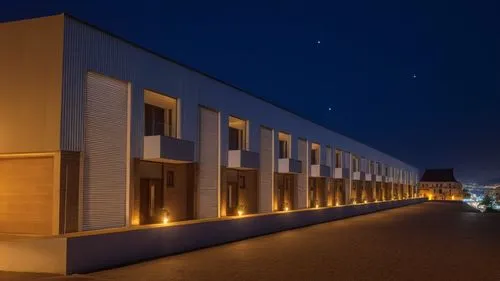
259, 127, 273, 213
297, 139, 308, 209
198, 107, 219, 219
83, 72, 128, 230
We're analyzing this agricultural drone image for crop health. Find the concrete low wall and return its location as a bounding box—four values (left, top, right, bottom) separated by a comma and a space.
66, 198, 425, 274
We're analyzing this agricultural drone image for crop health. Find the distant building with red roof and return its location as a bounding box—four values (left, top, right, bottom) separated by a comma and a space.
418, 169, 463, 200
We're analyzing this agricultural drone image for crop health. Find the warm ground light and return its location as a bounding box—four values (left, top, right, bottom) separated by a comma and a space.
2, 202, 498, 281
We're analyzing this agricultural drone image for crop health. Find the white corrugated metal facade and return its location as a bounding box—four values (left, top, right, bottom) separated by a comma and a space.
55, 14, 419, 228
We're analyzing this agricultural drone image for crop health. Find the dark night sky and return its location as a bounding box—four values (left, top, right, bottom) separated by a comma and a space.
1, 1, 499, 182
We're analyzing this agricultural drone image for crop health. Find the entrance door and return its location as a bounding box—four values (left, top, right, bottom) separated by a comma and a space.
309, 178, 316, 207
140, 179, 164, 225
226, 181, 238, 215
278, 176, 285, 210
277, 175, 288, 211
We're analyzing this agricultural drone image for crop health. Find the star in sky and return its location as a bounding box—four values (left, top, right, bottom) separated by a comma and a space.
328, 107, 332, 111
412, 74, 417, 79
316, 40, 321, 44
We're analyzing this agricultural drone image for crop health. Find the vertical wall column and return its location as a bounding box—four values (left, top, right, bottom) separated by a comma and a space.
198, 107, 220, 219
345, 151, 352, 203
259, 127, 274, 213
296, 138, 308, 209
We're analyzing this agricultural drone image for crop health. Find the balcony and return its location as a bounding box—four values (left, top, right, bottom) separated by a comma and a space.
376, 175, 383, 182
310, 164, 331, 178
352, 171, 365, 181
384, 176, 393, 183
228, 150, 259, 170
143, 135, 195, 163
278, 158, 302, 174
334, 168, 350, 179
363, 173, 374, 181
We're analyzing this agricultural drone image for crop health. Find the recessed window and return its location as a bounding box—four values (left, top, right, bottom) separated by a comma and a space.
311, 143, 320, 165
228, 116, 247, 150
278, 132, 291, 158
352, 155, 360, 172
335, 149, 342, 168
144, 90, 177, 138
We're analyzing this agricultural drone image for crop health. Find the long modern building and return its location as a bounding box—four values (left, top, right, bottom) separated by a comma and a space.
0, 14, 419, 236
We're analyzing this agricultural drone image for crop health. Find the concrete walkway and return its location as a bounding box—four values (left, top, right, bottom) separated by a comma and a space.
2, 202, 499, 281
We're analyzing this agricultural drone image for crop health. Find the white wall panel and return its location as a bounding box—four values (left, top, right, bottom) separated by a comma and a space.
320, 144, 327, 165
297, 139, 308, 209
198, 107, 219, 219
291, 136, 298, 160
219, 113, 228, 167
259, 127, 273, 213
249, 120, 260, 153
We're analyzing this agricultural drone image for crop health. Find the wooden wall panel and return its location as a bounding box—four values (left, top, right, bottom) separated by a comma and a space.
0, 156, 55, 235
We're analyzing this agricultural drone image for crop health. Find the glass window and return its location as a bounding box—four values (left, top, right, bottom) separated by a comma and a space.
279, 140, 288, 158
144, 90, 177, 138
311, 143, 320, 165
335, 150, 342, 168
228, 116, 247, 150
278, 132, 291, 158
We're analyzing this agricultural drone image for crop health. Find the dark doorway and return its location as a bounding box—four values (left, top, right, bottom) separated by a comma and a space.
226, 181, 239, 215
140, 179, 164, 225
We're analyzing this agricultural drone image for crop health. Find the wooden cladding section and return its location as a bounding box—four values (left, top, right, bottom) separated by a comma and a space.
59, 151, 81, 233
132, 160, 196, 224
0, 156, 56, 235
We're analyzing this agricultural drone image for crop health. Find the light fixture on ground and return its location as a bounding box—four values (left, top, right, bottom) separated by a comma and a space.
238, 210, 244, 216
162, 209, 170, 224
364, 200, 368, 204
